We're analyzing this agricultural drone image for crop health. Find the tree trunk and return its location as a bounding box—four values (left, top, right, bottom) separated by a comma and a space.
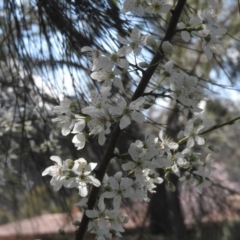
149, 102, 187, 240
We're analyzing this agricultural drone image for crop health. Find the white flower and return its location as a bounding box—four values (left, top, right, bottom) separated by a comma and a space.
102, 51, 129, 71
201, 33, 220, 59
72, 158, 101, 197
101, 172, 134, 209
71, 119, 86, 150
108, 210, 127, 234
72, 133, 86, 150
53, 96, 72, 115
86, 197, 127, 237
122, 143, 152, 179
90, 68, 124, 91
159, 130, 179, 155
170, 72, 203, 113
117, 26, 149, 56
110, 97, 145, 129
152, 155, 172, 168
179, 172, 195, 191
85, 111, 111, 146
142, 168, 163, 185
193, 160, 214, 193
199, 7, 226, 35
42, 156, 68, 191
145, 0, 171, 15
86, 200, 109, 230
133, 173, 158, 202
81, 46, 109, 71
88, 221, 112, 240
52, 114, 75, 136
182, 117, 212, 148
52, 96, 77, 136
177, 16, 201, 42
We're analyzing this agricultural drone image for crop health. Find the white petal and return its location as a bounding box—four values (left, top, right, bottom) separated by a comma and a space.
161, 4, 171, 13
130, 111, 144, 123
187, 137, 194, 148
133, 47, 142, 55
78, 185, 88, 197
102, 191, 116, 198
177, 22, 186, 29
122, 162, 135, 171
72, 121, 85, 133
118, 59, 129, 69
181, 31, 191, 42
110, 106, 123, 116
120, 115, 131, 129
195, 136, 205, 145
120, 177, 133, 188
118, 46, 132, 56
81, 46, 93, 52
98, 218, 108, 229
98, 132, 106, 146
113, 195, 122, 209
86, 210, 99, 218
85, 162, 98, 172
189, 16, 201, 25
168, 142, 179, 149
117, 98, 127, 109
117, 34, 129, 44
50, 156, 62, 166
129, 97, 145, 110
42, 166, 52, 176
109, 177, 119, 189
88, 176, 101, 187
162, 41, 172, 54
165, 60, 173, 72
113, 78, 124, 92
61, 122, 72, 136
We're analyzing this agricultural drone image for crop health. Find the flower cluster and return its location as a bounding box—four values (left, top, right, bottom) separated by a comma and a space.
42, 156, 100, 197
42, 0, 226, 239
52, 87, 145, 147
122, 0, 171, 16
176, 4, 226, 59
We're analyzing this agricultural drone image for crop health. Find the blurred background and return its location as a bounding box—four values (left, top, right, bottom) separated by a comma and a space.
0, 0, 240, 239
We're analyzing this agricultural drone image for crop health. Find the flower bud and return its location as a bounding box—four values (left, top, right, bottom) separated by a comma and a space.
162, 41, 172, 54
114, 148, 119, 155
110, 158, 116, 165
146, 36, 157, 47
138, 62, 149, 68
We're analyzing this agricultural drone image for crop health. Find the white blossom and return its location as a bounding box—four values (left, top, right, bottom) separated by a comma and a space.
117, 26, 149, 56
42, 156, 68, 191
101, 172, 134, 209
110, 97, 145, 129
90, 68, 124, 91
72, 158, 101, 197
81, 46, 109, 71
145, 0, 171, 15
